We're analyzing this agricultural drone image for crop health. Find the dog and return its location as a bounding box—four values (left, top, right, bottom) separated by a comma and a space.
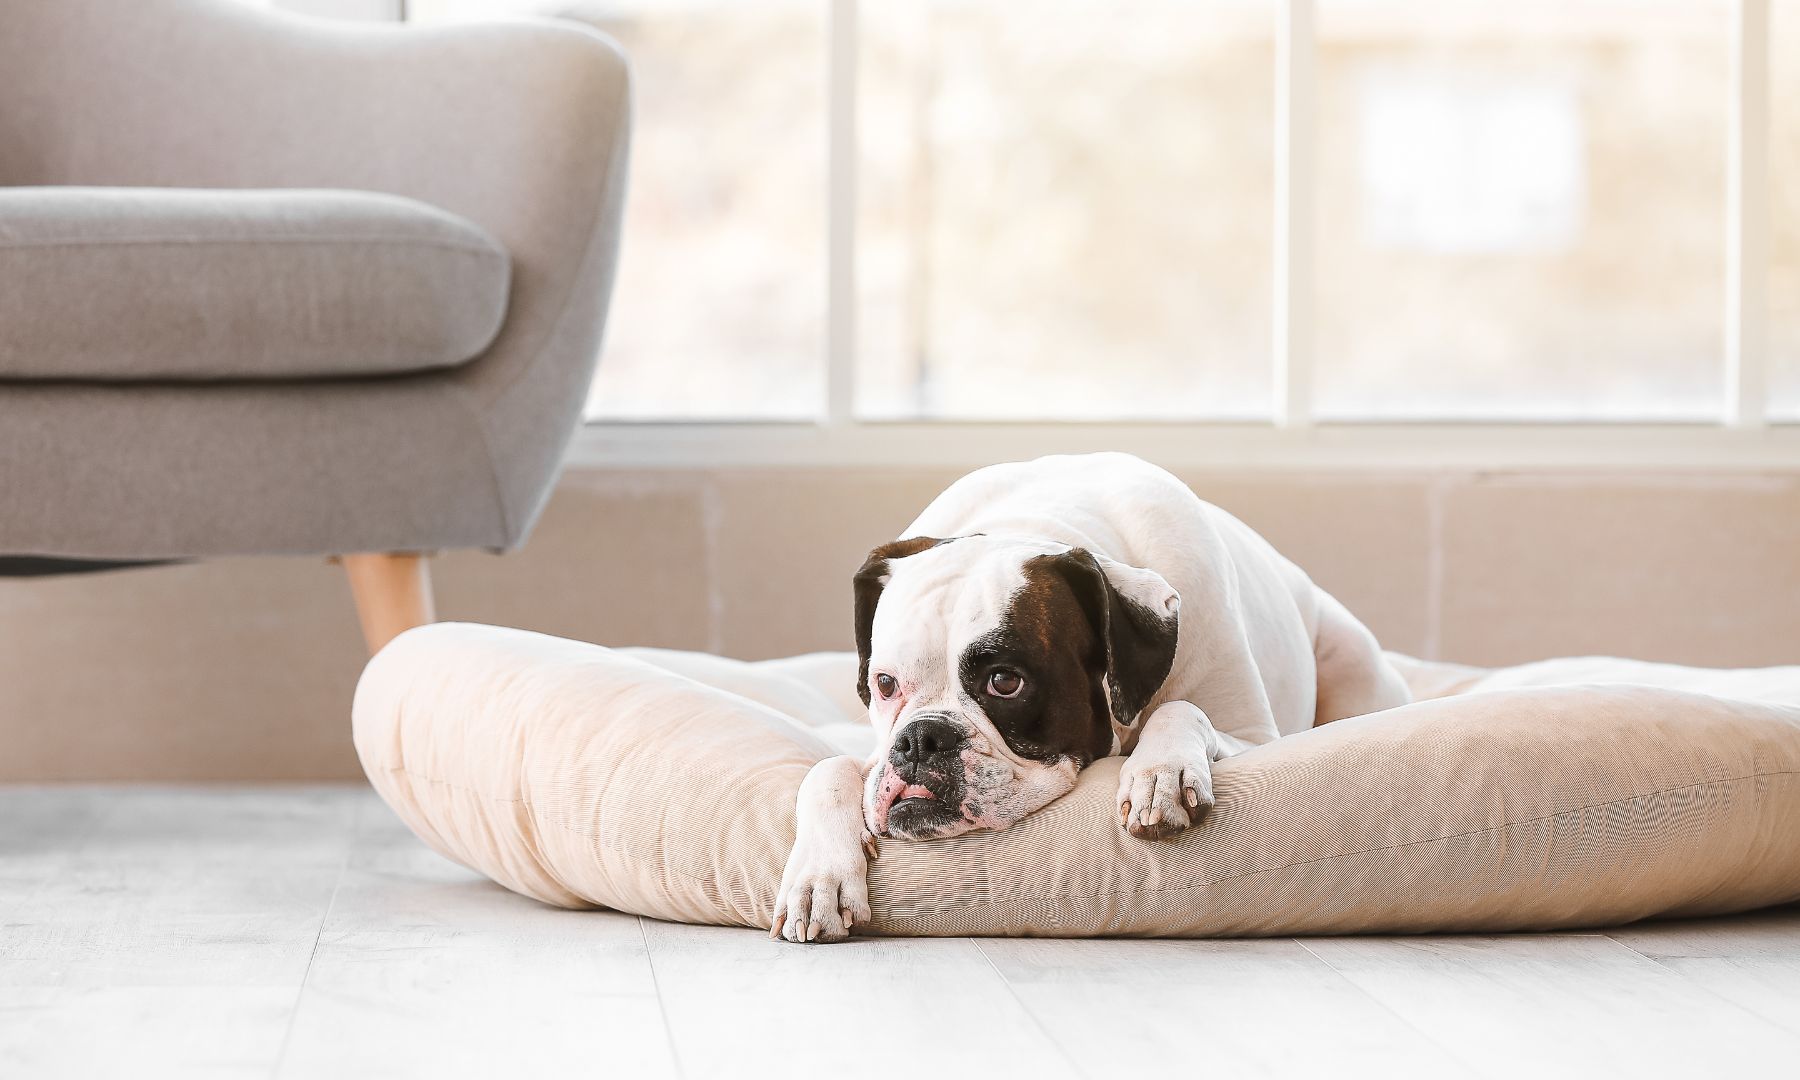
770, 452, 1412, 942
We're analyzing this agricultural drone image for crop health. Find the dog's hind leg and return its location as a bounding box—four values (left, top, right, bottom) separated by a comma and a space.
1311, 589, 1412, 725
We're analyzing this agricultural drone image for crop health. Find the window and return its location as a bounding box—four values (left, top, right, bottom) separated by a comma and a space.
1314, 0, 1728, 420
856, 1, 1274, 420
1773, 0, 1800, 418
415, 0, 827, 420
391, 1, 1794, 463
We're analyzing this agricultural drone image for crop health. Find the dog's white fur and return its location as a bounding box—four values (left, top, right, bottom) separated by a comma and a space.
772, 452, 1411, 942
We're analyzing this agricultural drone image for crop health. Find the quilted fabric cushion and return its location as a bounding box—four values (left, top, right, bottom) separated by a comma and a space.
0, 186, 509, 380
352, 623, 1800, 936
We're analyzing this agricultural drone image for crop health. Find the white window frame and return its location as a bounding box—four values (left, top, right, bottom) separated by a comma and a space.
342, 0, 1798, 469
270, 0, 404, 20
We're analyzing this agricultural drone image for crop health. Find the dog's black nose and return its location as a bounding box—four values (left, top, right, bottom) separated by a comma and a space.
892, 716, 963, 764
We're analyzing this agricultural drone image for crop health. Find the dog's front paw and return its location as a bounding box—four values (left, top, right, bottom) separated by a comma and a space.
1116, 755, 1213, 842
771, 830, 876, 944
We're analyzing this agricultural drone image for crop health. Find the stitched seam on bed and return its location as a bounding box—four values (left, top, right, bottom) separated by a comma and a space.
887, 768, 1800, 915
376, 766, 1800, 899
1198, 769, 1798, 892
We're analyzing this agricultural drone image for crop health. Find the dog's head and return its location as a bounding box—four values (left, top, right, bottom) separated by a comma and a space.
854, 534, 1180, 840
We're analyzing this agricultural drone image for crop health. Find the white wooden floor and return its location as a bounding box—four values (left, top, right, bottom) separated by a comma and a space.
2, 786, 1796, 1080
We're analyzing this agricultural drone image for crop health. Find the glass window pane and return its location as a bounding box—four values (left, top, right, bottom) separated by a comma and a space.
857, 1, 1275, 420
1314, 0, 1729, 420
1773, 0, 1800, 419
415, 0, 827, 420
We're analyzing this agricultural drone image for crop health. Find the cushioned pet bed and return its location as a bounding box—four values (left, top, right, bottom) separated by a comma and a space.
352, 623, 1800, 937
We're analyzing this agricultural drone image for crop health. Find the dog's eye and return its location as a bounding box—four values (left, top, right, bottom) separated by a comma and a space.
874, 673, 897, 699
986, 670, 1025, 698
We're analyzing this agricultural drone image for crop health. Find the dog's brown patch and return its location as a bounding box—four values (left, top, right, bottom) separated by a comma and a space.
956, 555, 1115, 765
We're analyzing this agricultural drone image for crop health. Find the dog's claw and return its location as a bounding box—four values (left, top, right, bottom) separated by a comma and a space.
1118, 757, 1212, 842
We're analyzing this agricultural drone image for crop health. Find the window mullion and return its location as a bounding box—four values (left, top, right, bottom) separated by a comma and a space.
1726, 0, 1770, 427
1274, 0, 1316, 428
826, 0, 859, 427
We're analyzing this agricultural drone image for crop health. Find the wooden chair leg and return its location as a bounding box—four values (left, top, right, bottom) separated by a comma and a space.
340, 553, 435, 654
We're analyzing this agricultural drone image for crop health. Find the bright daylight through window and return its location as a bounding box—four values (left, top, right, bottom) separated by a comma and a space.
1315, 0, 1727, 420
1773, 0, 1800, 417
410, 0, 1798, 428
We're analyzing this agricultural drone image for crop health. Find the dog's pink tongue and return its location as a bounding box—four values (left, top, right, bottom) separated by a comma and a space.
870, 769, 940, 834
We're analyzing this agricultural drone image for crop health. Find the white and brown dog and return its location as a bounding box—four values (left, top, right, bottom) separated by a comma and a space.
771, 452, 1412, 943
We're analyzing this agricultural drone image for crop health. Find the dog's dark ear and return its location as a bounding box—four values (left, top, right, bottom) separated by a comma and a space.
1038, 548, 1180, 729
854, 536, 949, 706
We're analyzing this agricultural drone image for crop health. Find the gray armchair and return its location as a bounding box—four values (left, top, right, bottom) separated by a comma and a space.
0, 0, 631, 649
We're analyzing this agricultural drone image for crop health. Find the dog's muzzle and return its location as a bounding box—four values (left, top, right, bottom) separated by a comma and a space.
869, 713, 970, 838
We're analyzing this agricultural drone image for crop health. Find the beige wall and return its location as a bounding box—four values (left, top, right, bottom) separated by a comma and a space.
2, 465, 1796, 781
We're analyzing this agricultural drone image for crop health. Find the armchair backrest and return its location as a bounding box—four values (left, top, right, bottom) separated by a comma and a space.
0, 0, 634, 543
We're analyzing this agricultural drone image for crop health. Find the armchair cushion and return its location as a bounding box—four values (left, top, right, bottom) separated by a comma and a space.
0, 186, 510, 381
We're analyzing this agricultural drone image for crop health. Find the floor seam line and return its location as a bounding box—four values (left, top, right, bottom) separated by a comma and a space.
1593, 932, 1800, 1043
973, 938, 1093, 1080
638, 917, 688, 1080
1294, 938, 1498, 1080
268, 790, 355, 1079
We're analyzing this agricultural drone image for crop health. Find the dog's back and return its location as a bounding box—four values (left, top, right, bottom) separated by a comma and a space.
905, 452, 1324, 740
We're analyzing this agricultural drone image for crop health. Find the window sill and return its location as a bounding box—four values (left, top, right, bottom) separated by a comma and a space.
566, 418, 1800, 471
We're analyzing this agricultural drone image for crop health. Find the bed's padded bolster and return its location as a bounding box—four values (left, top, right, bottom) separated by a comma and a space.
353, 623, 1800, 936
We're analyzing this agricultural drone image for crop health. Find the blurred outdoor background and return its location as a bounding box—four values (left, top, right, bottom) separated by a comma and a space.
16, 0, 1800, 785
407, 0, 1800, 422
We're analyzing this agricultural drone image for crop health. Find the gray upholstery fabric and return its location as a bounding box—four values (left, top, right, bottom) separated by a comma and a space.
0, 0, 630, 558
0, 186, 510, 381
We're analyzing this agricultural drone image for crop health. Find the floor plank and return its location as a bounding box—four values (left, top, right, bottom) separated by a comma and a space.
273, 791, 679, 1079
643, 920, 1081, 1079
7, 786, 1798, 1080
1, 787, 356, 990
1608, 904, 1800, 958
981, 937, 1478, 1079
1607, 906, 1800, 1037
0, 985, 303, 1078
0, 786, 357, 1078
1303, 933, 1800, 1079
0, 857, 341, 990
66, 786, 357, 867
274, 926, 678, 1080
0, 786, 108, 922
317, 790, 617, 948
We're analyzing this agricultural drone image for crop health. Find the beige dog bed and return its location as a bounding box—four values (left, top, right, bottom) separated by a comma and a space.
352, 623, 1800, 936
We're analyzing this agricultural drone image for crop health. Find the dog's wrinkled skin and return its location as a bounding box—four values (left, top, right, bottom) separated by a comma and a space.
771, 453, 1412, 942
